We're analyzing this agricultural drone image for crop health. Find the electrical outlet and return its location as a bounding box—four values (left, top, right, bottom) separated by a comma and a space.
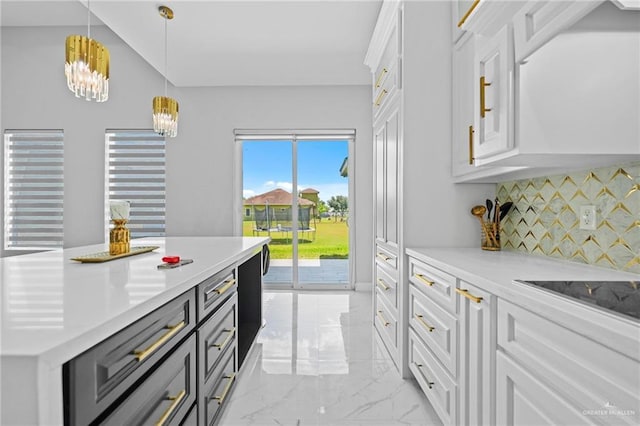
580, 205, 597, 230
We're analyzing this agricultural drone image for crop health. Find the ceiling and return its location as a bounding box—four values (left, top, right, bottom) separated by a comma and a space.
1, 0, 382, 87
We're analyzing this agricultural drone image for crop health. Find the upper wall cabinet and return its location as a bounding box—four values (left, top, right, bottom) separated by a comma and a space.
452, 0, 640, 182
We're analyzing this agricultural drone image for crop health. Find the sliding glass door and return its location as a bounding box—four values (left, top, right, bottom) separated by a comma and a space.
237, 131, 353, 289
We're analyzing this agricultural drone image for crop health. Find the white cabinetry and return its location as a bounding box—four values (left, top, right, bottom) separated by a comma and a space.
497, 297, 640, 426
452, 0, 640, 182
458, 282, 495, 426
406, 254, 497, 426
369, 2, 403, 369
473, 25, 514, 162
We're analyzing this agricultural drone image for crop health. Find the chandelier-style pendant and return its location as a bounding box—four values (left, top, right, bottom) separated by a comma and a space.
153, 95, 179, 137
64, 0, 109, 102
153, 6, 179, 137
65, 35, 109, 102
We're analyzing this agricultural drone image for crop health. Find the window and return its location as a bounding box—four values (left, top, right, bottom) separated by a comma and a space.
4, 130, 64, 250
106, 130, 166, 239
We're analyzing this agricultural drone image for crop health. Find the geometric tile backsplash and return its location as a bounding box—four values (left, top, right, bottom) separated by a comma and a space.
497, 161, 640, 274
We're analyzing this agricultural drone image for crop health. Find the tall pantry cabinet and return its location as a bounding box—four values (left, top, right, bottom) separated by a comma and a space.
365, 0, 494, 377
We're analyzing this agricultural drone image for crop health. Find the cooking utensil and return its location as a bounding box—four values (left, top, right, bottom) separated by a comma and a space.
493, 198, 500, 225
499, 202, 513, 221
471, 205, 499, 247
486, 199, 493, 221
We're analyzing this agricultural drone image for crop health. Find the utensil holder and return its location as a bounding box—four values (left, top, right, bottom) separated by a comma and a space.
110, 219, 130, 255
481, 222, 500, 251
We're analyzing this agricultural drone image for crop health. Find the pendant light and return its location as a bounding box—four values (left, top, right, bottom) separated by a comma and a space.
65, 0, 109, 102
153, 6, 179, 137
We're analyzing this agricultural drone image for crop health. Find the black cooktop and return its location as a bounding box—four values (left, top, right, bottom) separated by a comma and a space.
517, 280, 640, 321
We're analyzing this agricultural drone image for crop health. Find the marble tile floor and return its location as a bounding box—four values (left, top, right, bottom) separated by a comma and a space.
218, 290, 442, 426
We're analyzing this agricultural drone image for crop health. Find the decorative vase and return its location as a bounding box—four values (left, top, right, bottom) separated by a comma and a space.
110, 219, 130, 255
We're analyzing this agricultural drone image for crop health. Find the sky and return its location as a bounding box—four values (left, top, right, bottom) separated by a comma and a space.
243, 140, 348, 202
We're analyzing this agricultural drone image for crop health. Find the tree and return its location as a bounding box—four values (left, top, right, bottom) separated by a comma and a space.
327, 195, 348, 222
317, 200, 328, 220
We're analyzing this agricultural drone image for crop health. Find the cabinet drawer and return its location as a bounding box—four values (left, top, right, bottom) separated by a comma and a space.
375, 264, 398, 312
374, 291, 398, 354
375, 244, 398, 271
199, 292, 237, 389
65, 289, 196, 426
100, 334, 197, 426
198, 265, 236, 321
409, 329, 457, 426
201, 340, 237, 426
497, 299, 640, 424
409, 285, 458, 377
408, 256, 457, 314
181, 403, 198, 426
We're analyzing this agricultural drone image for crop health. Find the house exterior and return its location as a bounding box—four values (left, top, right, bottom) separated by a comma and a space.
243, 188, 315, 230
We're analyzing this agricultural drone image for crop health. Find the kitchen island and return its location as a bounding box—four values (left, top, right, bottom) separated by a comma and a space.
1, 236, 269, 425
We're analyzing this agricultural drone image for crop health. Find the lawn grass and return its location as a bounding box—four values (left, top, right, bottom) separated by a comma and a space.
243, 219, 348, 259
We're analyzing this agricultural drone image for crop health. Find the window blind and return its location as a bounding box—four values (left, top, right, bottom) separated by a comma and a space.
4, 130, 64, 250
106, 130, 166, 239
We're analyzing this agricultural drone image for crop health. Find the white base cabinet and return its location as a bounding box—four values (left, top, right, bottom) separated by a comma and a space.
406, 248, 639, 426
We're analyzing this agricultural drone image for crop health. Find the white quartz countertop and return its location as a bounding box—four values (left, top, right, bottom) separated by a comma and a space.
0, 237, 269, 365
405, 248, 639, 294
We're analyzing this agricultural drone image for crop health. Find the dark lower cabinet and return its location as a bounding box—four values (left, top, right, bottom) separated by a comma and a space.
201, 341, 237, 426
63, 245, 265, 426
100, 334, 196, 425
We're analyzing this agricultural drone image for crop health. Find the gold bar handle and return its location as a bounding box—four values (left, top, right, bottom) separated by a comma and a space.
377, 310, 390, 327
415, 314, 435, 332
480, 76, 492, 118
214, 278, 236, 295
134, 321, 186, 362
377, 278, 390, 291
376, 252, 391, 262
457, 0, 481, 27
468, 125, 475, 165
414, 363, 434, 389
211, 327, 236, 351
155, 389, 186, 426
414, 273, 434, 287
456, 288, 483, 303
212, 374, 236, 405
374, 89, 388, 107
375, 67, 388, 88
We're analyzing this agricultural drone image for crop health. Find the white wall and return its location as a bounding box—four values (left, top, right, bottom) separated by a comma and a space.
402, 1, 494, 248
1, 25, 373, 284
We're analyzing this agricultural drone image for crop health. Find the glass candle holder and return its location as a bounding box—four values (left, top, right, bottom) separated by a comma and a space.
110, 219, 130, 255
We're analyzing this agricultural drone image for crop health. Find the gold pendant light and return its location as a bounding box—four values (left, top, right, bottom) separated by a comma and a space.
65, 0, 109, 102
153, 6, 179, 137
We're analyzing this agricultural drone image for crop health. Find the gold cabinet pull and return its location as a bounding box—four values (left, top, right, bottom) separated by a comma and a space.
413, 362, 434, 389
134, 321, 186, 362
155, 389, 186, 426
374, 89, 388, 107
212, 374, 236, 405
377, 310, 390, 327
456, 288, 483, 303
211, 327, 236, 351
457, 0, 481, 27
414, 273, 434, 287
480, 76, 492, 118
376, 252, 391, 262
415, 314, 435, 332
468, 125, 475, 165
214, 278, 236, 295
377, 278, 390, 291
375, 67, 388, 88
